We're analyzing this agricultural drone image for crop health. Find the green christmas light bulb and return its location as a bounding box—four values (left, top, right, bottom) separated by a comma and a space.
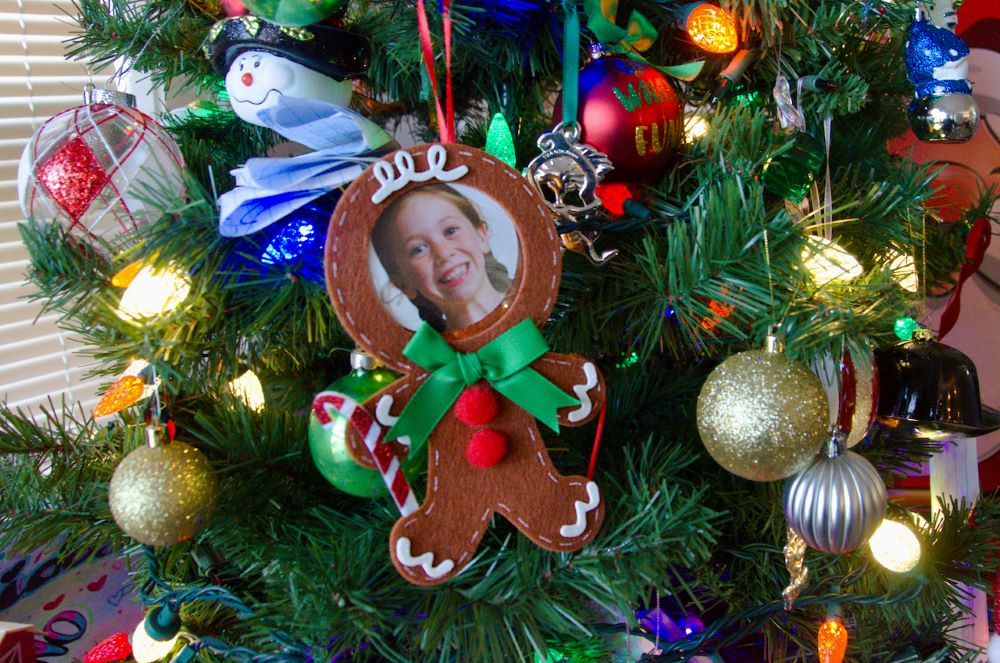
309, 350, 418, 498
894, 316, 921, 341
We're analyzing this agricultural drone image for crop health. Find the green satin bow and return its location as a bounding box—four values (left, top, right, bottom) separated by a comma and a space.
582, 0, 704, 81
585, 0, 658, 53
385, 319, 580, 455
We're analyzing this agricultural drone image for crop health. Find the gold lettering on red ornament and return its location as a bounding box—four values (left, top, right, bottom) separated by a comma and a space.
635, 121, 666, 157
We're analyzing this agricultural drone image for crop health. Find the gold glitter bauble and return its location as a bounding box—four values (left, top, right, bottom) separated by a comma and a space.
109, 439, 217, 547
696, 348, 829, 481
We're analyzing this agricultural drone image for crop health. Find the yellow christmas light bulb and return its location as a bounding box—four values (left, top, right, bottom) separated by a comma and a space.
116, 264, 191, 320
132, 615, 180, 663
229, 370, 266, 412
803, 237, 863, 286
685, 4, 738, 54
817, 617, 848, 663
887, 250, 918, 292
684, 114, 711, 142
869, 518, 921, 573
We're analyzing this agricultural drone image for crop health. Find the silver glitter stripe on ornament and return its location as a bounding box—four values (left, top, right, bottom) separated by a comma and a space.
783, 430, 886, 554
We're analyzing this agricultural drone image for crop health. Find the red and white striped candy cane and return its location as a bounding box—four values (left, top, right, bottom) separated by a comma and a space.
311, 391, 419, 517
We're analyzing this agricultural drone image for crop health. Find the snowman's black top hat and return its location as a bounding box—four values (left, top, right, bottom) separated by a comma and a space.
206, 16, 369, 80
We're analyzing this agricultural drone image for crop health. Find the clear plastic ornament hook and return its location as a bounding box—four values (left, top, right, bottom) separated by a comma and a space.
774, 75, 806, 131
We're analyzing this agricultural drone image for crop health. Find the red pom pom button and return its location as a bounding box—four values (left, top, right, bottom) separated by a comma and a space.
453, 384, 499, 426
466, 429, 508, 468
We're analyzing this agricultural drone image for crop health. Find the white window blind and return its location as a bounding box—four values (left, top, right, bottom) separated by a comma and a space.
0, 0, 103, 418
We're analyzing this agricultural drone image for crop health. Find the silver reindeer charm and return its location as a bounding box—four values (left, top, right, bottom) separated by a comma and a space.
525, 122, 617, 265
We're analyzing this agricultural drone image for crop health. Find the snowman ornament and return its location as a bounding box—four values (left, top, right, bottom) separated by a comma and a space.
206, 16, 394, 236
226, 50, 351, 121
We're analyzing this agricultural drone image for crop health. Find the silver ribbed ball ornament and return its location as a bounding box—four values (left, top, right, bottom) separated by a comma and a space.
109, 426, 218, 547
909, 93, 980, 143
783, 430, 886, 553
696, 334, 830, 481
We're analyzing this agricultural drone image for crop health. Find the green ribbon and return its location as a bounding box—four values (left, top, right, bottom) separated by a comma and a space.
562, 0, 580, 126
584, 0, 657, 53
582, 0, 704, 81
385, 319, 580, 455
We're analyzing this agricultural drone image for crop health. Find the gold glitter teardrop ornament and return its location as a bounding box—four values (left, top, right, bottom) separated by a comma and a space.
109, 426, 217, 547
696, 334, 829, 481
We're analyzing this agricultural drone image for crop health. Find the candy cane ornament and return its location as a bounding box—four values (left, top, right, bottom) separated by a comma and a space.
311, 391, 419, 516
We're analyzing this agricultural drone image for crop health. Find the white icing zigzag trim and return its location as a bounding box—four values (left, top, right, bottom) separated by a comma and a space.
567, 363, 598, 423
371, 145, 468, 204
559, 481, 601, 538
375, 395, 410, 448
395, 537, 455, 579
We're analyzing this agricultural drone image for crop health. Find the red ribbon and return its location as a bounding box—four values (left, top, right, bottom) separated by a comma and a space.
938, 217, 992, 340
586, 399, 607, 481
416, 0, 455, 143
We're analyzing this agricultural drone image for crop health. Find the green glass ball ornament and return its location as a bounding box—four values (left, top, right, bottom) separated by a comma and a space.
761, 130, 825, 200
109, 426, 217, 547
242, 0, 346, 27
309, 351, 417, 498
696, 334, 830, 481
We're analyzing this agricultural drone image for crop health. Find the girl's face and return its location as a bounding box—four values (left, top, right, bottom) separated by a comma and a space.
388, 193, 492, 306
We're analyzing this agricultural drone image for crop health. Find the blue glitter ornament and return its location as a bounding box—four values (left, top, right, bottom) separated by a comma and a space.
225, 191, 338, 284
906, 15, 972, 99
453, 0, 558, 36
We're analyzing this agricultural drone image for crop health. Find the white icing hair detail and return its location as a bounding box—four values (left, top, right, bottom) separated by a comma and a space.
395, 537, 455, 579
567, 363, 599, 423
559, 481, 600, 538
370, 145, 469, 204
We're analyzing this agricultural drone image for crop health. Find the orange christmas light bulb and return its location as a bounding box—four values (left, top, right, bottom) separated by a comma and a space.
685, 4, 738, 54
93, 375, 145, 417
817, 617, 848, 663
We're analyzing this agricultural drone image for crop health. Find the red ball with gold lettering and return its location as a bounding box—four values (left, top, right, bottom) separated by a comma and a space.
557, 55, 682, 182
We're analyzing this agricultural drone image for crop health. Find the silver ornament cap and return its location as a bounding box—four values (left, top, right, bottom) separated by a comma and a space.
782, 430, 887, 553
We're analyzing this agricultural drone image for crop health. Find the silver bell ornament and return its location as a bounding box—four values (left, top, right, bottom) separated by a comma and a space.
783, 430, 886, 553
696, 333, 829, 482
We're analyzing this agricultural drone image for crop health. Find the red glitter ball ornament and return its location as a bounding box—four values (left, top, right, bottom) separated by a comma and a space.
555, 55, 683, 182
453, 384, 499, 426
466, 429, 508, 468
83, 632, 132, 663
18, 96, 185, 249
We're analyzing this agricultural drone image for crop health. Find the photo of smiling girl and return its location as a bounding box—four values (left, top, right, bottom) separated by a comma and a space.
370, 183, 519, 332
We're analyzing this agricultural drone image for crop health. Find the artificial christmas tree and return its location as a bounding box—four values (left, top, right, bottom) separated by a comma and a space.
4, 0, 1000, 660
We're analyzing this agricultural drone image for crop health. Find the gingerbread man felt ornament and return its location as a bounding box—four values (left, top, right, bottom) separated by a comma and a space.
324, 143, 606, 586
